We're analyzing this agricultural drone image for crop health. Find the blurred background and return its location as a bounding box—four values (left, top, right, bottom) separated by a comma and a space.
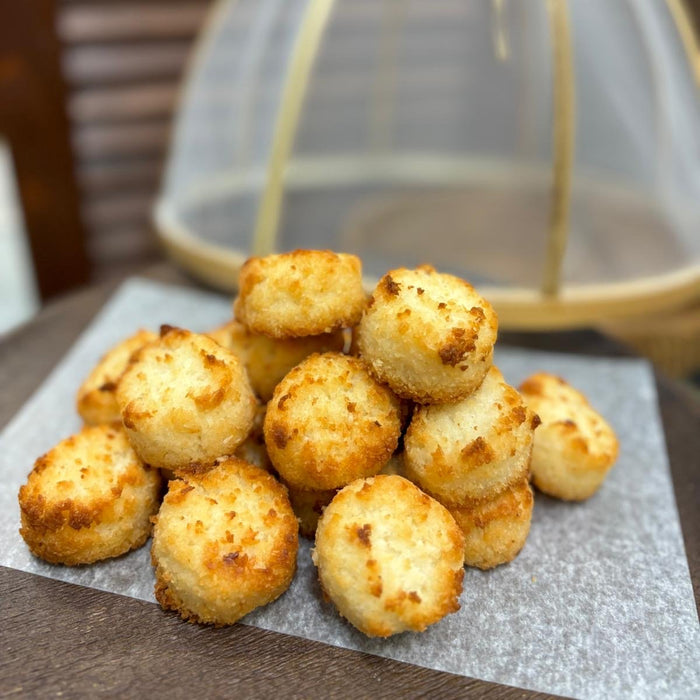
0, 0, 698, 383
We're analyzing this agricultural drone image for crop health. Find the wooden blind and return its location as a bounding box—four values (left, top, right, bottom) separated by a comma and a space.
57, 0, 211, 282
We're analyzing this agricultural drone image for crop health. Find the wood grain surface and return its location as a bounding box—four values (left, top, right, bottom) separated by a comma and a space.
1, 263, 697, 699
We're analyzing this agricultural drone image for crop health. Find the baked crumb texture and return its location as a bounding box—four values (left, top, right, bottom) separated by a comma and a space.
519, 372, 619, 501
400, 366, 540, 568
312, 475, 465, 637
404, 366, 539, 503
208, 319, 344, 401
446, 478, 534, 569
116, 326, 257, 473
76, 328, 158, 425
356, 266, 498, 404
151, 458, 298, 625
234, 250, 367, 338
19, 251, 612, 635
18, 424, 162, 565
264, 352, 402, 491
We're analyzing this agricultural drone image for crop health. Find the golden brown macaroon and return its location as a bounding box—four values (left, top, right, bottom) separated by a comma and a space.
264, 352, 402, 491
234, 250, 367, 338
356, 266, 498, 404
207, 319, 344, 401
76, 329, 158, 425
404, 366, 540, 503
116, 326, 256, 472
151, 457, 298, 626
519, 372, 619, 501
312, 475, 464, 638
18, 425, 162, 565
446, 478, 534, 570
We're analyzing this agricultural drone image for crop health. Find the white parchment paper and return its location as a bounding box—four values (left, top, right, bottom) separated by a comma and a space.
1, 278, 698, 699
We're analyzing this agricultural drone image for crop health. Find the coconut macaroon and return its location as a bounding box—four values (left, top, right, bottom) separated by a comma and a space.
18, 425, 162, 565
234, 250, 367, 338
312, 475, 464, 638
356, 266, 498, 404
519, 372, 619, 501
151, 457, 298, 626
446, 479, 534, 570
116, 326, 256, 472
264, 352, 402, 491
404, 366, 540, 503
207, 319, 344, 401
76, 329, 158, 425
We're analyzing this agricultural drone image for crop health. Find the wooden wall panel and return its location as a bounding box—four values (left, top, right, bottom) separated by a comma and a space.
63, 43, 193, 86
57, 0, 211, 283
78, 160, 164, 194
69, 84, 178, 123
58, 3, 209, 43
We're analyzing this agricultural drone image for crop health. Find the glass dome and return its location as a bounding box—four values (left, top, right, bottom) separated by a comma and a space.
155, 0, 700, 329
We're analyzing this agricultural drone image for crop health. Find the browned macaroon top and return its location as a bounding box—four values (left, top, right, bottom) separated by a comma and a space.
445, 478, 534, 570
116, 326, 256, 471
234, 250, 367, 338
312, 474, 464, 637
404, 366, 539, 503
20, 425, 152, 531
151, 457, 298, 626
76, 328, 158, 425
207, 318, 344, 401
356, 266, 498, 403
18, 424, 161, 565
518, 373, 618, 467
519, 372, 619, 500
264, 352, 402, 491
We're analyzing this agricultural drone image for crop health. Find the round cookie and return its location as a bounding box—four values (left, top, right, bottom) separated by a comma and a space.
18, 425, 162, 565
207, 319, 344, 401
404, 366, 540, 503
519, 373, 619, 501
234, 250, 367, 338
264, 352, 402, 491
356, 266, 498, 403
312, 475, 464, 637
76, 328, 157, 425
151, 457, 298, 625
116, 326, 256, 472
446, 478, 534, 570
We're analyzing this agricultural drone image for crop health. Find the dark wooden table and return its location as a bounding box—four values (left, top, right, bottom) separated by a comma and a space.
1, 263, 698, 699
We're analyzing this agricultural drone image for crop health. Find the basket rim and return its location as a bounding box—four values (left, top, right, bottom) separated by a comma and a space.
153, 199, 700, 331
